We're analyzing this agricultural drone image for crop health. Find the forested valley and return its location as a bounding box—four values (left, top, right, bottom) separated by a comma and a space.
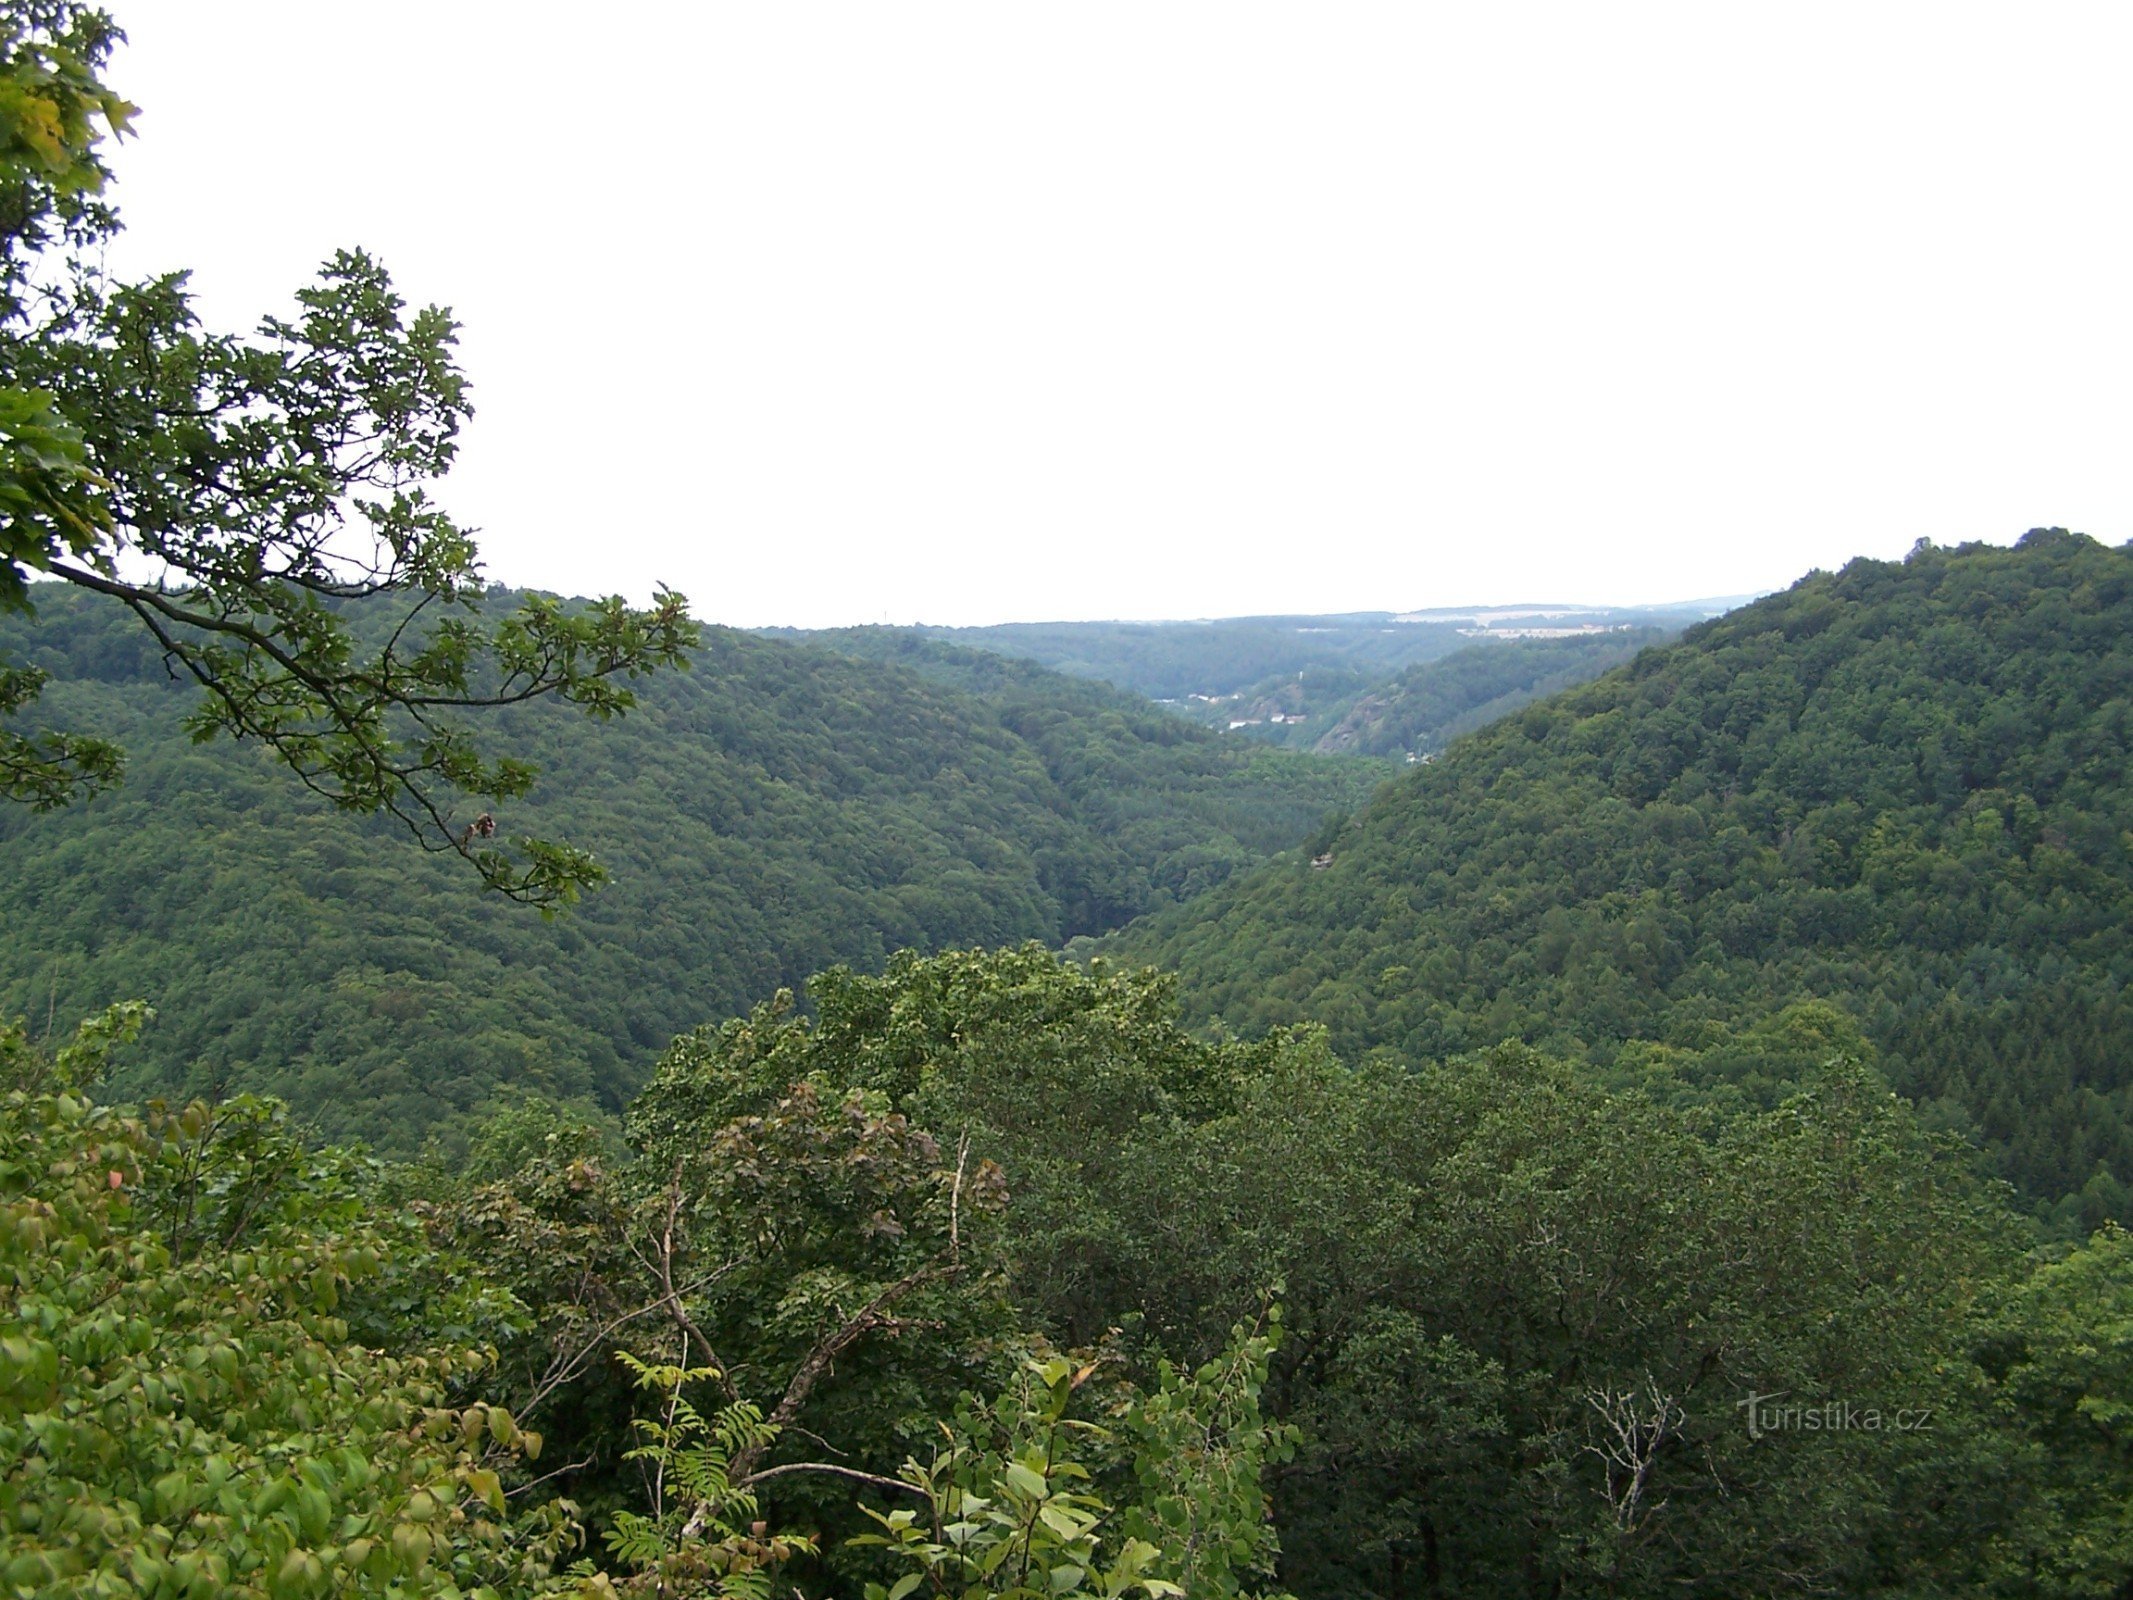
773, 610, 1700, 759
0, 588, 1390, 1151
10, 8, 2133, 1600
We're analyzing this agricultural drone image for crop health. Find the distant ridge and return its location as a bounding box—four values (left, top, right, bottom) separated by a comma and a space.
766, 598, 1712, 704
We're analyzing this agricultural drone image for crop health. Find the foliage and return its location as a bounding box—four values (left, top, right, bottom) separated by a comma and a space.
747, 947, 2029, 1597
434, 954, 1321, 1597
770, 616, 1472, 704
441, 1056, 1022, 1589
1116, 532, 2133, 1218
397, 949, 2133, 1600
0, 0, 128, 578
853, 1322, 1294, 1600
3, 949, 2128, 1600
0, 0, 128, 809
0, 3, 695, 904
586, 1354, 814, 1600
788, 621, 1680, 759
1955, 1226, 2133, 1596
0, 1007, 580, 1598
14, 14, 2133, 1597
631, 945, 1341, 1354
1108, 1315, 1296, 1599
0, 588, 1387, 1153
0, 645, 119, 805
787, 606, 1705, 706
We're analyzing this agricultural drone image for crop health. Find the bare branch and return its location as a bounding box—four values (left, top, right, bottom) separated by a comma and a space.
1583, 1374, 1685, 1539
729, 1258, 955, 1481
950, 1131, 969, 1266
505, 1454, 598, 1499
629, 1172, 742, 1406
734, 1461, 931, 1499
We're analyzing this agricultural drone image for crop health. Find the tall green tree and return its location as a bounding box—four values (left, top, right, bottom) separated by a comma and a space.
731, 946, 2029, 1598
0, 3, 694, 904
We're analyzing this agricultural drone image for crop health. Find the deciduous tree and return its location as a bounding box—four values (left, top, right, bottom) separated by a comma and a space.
0, 3, 695, 904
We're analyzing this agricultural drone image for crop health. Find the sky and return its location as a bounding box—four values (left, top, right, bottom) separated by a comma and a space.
101, 4, 2133, 627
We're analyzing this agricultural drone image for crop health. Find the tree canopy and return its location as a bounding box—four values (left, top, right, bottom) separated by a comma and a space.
0, 586, 1390, 1152
1114, 532, 2133, 1225
0, 3, 693, 905
4, 941, 2083, 1600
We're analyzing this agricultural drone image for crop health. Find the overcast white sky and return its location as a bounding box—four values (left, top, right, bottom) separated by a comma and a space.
102, 4, 2133, 627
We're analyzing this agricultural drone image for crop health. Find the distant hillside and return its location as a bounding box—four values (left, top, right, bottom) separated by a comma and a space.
766, 601, 1717, 704
1185, 629, 1673, 755
0, 588, 1392, 1153
1111, 532, 2133, 1225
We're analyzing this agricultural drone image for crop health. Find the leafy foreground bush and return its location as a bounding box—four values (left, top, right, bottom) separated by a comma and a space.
0, 1005, 1294, 1600
853, 1330, 1292, 1600
0, 1007, 571, 1596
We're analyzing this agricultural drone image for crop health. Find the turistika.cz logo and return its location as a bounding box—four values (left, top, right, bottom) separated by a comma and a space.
1737, 1391, 1934, 1441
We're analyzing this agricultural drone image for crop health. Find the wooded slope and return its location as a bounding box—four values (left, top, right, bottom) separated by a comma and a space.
0, 589, 1388, 1150
1114, 531, 2133, 1220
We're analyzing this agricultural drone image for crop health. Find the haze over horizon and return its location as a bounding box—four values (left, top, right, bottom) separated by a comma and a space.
102, 4, 2133, 627
834, 588, 1762, 632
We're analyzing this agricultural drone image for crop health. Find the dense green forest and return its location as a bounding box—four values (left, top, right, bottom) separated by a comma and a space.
0, 587, 1391, 1152
1114, 532, 2133, 1226
14, 8, 2133, 1598
18, 948, 2133, 1600
769, 613, 1473, 701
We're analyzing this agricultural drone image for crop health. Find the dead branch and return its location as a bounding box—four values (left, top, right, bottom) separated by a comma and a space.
1583, 1373, 1685, 1538
519, 1258, 737, 1421
728, 1258, 955, 1481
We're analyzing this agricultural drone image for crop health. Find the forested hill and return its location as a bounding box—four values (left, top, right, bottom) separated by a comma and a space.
0, 587, 1391, 1152
1302, 629, 1669, 756
766, 601, 1714, 703
1112, 531, 2133, 1223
